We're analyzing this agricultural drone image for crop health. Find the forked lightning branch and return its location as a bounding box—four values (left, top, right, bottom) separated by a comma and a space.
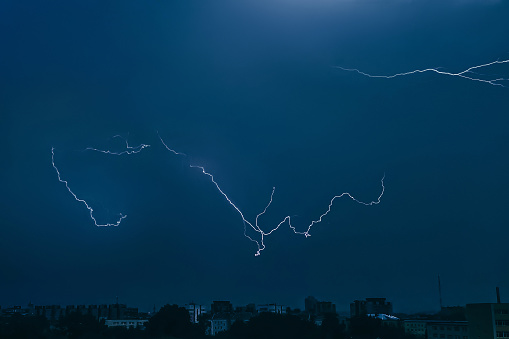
53, 56, 508, 254
52, 133, 384, 256
337, 58, 509, 87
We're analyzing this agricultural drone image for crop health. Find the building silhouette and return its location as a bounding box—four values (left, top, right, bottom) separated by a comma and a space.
211, 301, 233, 314
350, 297, 393, 317
467, 303, 509, 339
305, 296, 336, 316
185, 303, 206, 323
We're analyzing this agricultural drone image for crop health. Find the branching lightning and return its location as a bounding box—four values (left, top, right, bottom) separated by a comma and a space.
158, 134, 384, 256
336, 58, 509, 87
51, 147, 127, 227
52, 132, 384, 255
156, 131, 186, 156
85, 135, 150, 155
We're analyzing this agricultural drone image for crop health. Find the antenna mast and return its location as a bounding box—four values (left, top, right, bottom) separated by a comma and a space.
438, 274, 443, 309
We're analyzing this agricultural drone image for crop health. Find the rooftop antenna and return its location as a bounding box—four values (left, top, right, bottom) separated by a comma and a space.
438, 274, 443, 309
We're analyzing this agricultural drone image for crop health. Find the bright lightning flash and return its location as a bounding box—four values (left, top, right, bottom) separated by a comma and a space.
336, 58, 509, 87
158, 134, 384, 256
51, 147, 127, 227
85, 135, 150, 155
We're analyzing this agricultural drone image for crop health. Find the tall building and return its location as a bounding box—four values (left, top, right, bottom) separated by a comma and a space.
305, 296, 318, 315
317, 301, 336, 315
36, 305, 65, 322
95, 304, 108, 319
466, 303, 509, 339
350, 298, 393, 317
185, 303, 206, 323
209, 300, 233, 335
305, 296, 336, 316
108, 303, 127, 320
211, 301, 233, 315
76, 305, 87, 315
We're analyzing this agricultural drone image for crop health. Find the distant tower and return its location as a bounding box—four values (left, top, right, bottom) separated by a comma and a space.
438, 274, 443, 309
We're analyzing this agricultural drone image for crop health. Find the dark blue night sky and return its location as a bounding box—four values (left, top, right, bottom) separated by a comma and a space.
1, 0, 509, 313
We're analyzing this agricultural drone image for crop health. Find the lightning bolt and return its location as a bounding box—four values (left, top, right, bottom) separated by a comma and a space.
51, 147, 127, 227
336, 58, 509, 87
84, 135, 150, 155
156, 131, 186, 156
53, 132, 384, 254
158, 134, 384, 256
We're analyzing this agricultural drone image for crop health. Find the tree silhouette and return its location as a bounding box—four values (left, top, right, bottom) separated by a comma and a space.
320, 313, 346, 339
217, 312, 318, 339
59, 311, 105, 339
145, 304, 203, 339
350, 316, 418, 339
0, 314, 50, 339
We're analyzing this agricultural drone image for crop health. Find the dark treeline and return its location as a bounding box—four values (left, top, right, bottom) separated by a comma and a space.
0, 304, 419, 339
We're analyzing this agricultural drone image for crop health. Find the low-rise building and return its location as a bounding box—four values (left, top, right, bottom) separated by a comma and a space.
232, 312, 253, 324
256, 303, 286, 314
1, 303, 35, 317
427, 321, 468, 339
235, 304, 256, 314
210, 313, 231, 336
105, 319, 148, 329
403, 319, 428, 337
